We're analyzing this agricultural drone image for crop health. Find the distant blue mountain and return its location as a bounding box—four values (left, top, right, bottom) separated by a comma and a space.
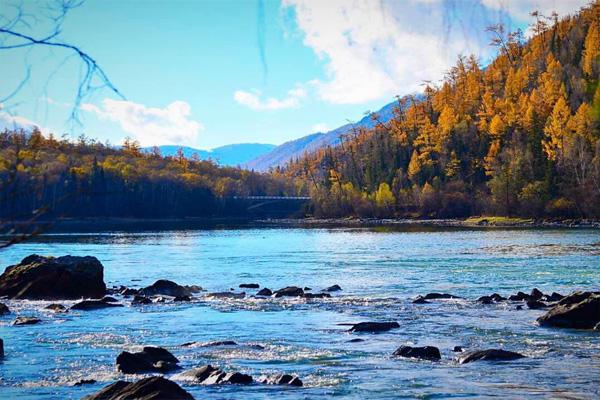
144, 143, 276, 167
244, 99, 406, 171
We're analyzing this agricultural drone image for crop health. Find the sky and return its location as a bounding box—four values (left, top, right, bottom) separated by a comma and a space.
0, 0, 590, 150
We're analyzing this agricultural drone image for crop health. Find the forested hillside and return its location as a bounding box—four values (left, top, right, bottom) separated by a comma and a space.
0, 130, 294, 220
284, 3, 600, 219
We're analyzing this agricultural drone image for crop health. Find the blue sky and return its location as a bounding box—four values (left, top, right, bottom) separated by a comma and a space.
0, 0, 589, 149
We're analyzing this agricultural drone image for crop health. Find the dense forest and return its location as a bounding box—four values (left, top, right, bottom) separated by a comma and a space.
0, 130, 295, 220
283, 3, 600, 219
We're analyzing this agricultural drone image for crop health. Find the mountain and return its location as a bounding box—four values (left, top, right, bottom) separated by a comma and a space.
244, 100, 401, 171
145, 143, 276, 167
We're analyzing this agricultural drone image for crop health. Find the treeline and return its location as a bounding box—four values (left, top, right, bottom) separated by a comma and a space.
0, 130, 295, 219
283, 3, 600, 219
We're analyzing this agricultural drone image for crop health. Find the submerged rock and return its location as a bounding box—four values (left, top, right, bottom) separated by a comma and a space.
206, 291, 245, 299
181, 365, 252, 385
347, 338, 365, 343
73, 379, 96, 386
71, 299, 123, 311
12, 316, 41, 325
173, 295, 191, 302
258, 374, 303, 386
453, 346, 464, 352
526, 300, 548, 309
537, 291, 600, 329
131, 295, 152, 305
304, 292, 331, 299
348, 321, 400, 333
393, 345, 441, 360
82, 376, 194, 400
412, 296, 431, 304
256, 288, 272, 296
323, 284, 342, 292
239, 283, 259, 289
0, 254, 106, 300
273, 286, 304, 297
457, 349, 525, 363
116, 346, 180, 374
44, 303, 66, 312
101, 296, 119, 303
205, 340, 237, 347
139, 279, 192, 297
120, 287, 138, 296
0, 302, 9, 315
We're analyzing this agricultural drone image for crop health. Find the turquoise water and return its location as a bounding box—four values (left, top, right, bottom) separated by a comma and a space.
0, 227, 599, 399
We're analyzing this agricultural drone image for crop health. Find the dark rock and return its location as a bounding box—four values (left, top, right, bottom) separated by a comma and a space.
422, 293, 462, 300
273, 286, 304, 297
13, 316, 40, 325
303, 292, 331, 299
515, 305, 523, 310
116, 346, 180, 374
537, 291, 600, 329
139, 279, 191, 297
453, 346, 464, 352
458, 349, 526, 364
508, 291, 531, 301
0, 302, 9, 315
206, 291, 245, 299
185, 285, 202, 293
131, 295, 152, 305
0, 338, 3, 357
101, 296, 118, 303
0, 254, 106, 300
347, 338, 365, 343
530, 288, 544, 299
258, 374, 303, 387
526, 300, 548, 309
71, 299, 123, 311
348, 321, 400, 333
44, 303, 66, 312
303, 287, 312, 291
490, 293, 507, 302
393, 345, 441, 360
180, 365, 219, 382
73, 379, 96, 386
477, 296, 493, 304
81, 376, 194, 400
256, 288, 272, 296
173, 295, 191, 302
323, 284, 342, 292
545, 292, 564, 302
203, 371, 253, 385
205, 340, 237, 347
412, 296, 430, 304
239, 283, 259, 289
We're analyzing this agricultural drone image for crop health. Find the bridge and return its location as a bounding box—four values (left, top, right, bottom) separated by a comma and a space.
224, 196, 311, 217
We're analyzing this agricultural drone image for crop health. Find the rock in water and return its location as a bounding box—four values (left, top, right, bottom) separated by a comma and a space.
273, 286, 304, 297
537, 291, 600, 329
457, 349, 525, 364
0, 254, 105, 300
323, 284, 342, 292
348, 322, 400, 333
116, 346, 180, 374
70, 299, 123, 311
82, 376, 194, 400
393, 345, 441, 360
256, 288, 272, 296
239, 283, 259, 289
258, 374, 303, 386
139, 279, 191, 297
0, 338, 4, 357
12, 316, 41, 325
0, 302, 9, 315
45, 303, 67, 312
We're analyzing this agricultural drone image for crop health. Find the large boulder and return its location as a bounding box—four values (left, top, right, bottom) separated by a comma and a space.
0, 255, 106, 299
139, 279, 192, 297
116, 346, 180, 374
393, 345, 441, 360
82, 376, 194, 400
457, 349, 525, 364
348, 321, 400, 333
537, 291, 600, 329
273, 286, 304, 297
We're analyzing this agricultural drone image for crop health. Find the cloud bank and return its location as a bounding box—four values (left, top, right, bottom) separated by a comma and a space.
234, 85, 306, 111
82, 99, 203, 146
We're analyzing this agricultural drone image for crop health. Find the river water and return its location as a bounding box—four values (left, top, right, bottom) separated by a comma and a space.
0, 227, 599, 399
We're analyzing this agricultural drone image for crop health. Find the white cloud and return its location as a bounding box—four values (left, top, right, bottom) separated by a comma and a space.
233, 85, 306, 111
283, 0, 588, 104
81, 99, 203, 146
311, 123, 330, 133
0, 112, 50, 135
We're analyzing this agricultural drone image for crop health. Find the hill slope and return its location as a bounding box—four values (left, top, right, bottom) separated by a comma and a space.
145, 143, 276, 166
